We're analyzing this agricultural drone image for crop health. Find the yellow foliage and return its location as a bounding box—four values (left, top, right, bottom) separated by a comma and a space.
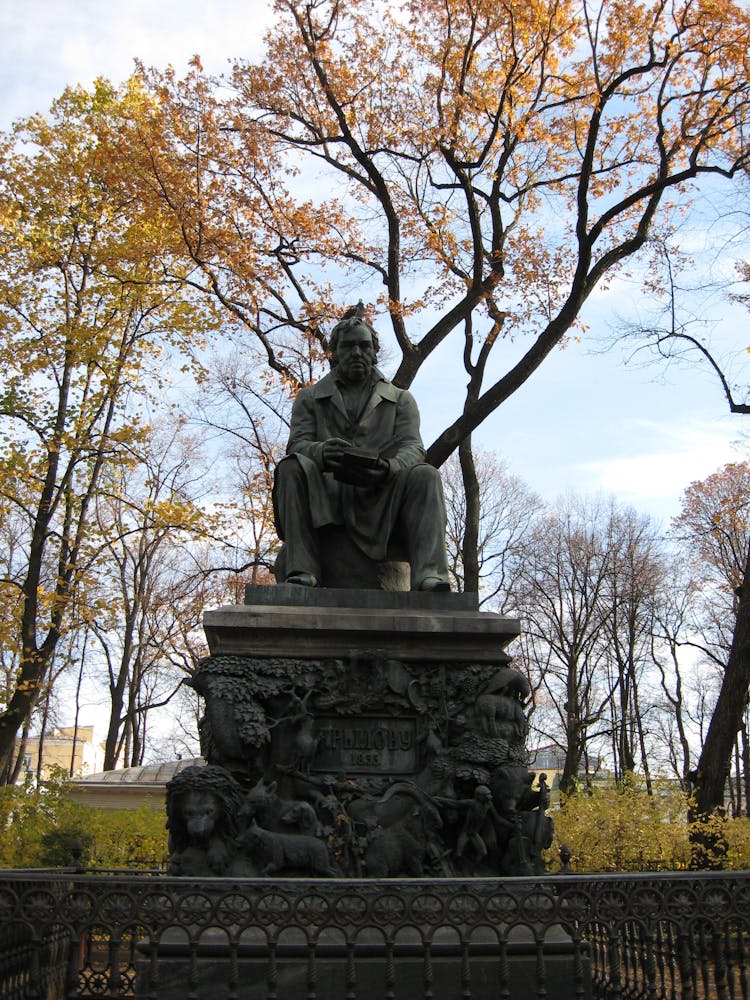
550, 780, 692, 872
725, 816, 750, 870
549, 778, 750, 872
0, 77, 225, 763
0, 770, 168, 870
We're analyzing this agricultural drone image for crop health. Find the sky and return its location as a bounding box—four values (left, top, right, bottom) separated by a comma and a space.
1, 0, 746, 531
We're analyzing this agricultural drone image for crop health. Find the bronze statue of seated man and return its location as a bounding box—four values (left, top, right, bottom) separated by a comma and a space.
272, 311, 451, 592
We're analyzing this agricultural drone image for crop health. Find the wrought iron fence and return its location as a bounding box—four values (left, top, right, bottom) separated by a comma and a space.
0, 870, 748, 1000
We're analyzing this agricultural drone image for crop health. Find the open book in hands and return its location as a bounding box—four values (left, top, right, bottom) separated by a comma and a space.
332, 449, 384, 485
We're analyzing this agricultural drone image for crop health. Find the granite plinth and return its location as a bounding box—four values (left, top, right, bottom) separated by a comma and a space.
204, 588, 519, 663
136, 926, 590, 1000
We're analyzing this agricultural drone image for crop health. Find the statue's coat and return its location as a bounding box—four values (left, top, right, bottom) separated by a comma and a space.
274, 368, 426, 561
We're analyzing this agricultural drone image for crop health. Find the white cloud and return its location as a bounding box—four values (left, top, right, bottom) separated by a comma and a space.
0, 0, 274, 128
575, 417, 743, 512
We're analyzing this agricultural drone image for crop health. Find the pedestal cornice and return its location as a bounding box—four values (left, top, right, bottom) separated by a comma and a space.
204, 585, 520, 662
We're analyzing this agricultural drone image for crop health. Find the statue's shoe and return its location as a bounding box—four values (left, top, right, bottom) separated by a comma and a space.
286, 573, 319, 587
418, 577, 451, 592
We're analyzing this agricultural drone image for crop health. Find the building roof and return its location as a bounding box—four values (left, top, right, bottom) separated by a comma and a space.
72, 757, 206, 789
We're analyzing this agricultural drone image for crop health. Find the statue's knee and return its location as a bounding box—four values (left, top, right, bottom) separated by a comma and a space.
405, 463, 443, 495
274, 457, 305, 490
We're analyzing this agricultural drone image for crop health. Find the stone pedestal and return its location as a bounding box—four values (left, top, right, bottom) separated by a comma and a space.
169, 586, 550, 882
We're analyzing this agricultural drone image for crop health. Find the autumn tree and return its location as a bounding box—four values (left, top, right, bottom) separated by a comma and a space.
128, 0, 750, 473
519, 495, 666, 793
648, 557, 704, 787
519, 495, 618, 792
673, 461, 750, 819
87, 423, 216, 770
441, 449, 541, 602
0, 82, 218, 782
600, 506, 664, 789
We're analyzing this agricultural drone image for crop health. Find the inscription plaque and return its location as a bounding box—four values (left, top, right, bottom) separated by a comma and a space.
313, 716, 417, 774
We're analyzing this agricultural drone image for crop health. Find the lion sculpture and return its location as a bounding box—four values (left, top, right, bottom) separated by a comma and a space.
166, 764, 252, 876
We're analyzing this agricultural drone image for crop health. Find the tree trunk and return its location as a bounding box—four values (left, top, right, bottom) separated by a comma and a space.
132, 710, 145, 767
633, 681, 653, 795
127, 693, 142, 767
689, 539, 750, 865
103, 676, 128, 771
612, 731, 624, 783
458, 436, 480, 595
692, 540, 750, 815
103, 621, 137, 771
560, 720, 584, 797
69, 635, 87, 776
7, 722, 30, 786
735, 737, 743, 817
729, 739, 740, 817
0, 650, 51, 783
617, 662, 637, 776
35, 693, 50, 784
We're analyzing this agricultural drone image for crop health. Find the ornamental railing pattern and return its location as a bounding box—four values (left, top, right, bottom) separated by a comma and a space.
0, 870, 748, 1000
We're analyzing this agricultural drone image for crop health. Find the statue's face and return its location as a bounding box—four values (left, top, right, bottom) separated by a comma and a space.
335, 325, 375, 384
182, 790, 220, 840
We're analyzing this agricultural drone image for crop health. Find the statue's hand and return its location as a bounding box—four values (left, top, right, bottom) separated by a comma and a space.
344, 459, 389, 488
322, 437, 352, 471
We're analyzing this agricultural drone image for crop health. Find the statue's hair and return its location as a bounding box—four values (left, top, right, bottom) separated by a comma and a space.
166, 764, 244, 848
328, 316, 380, 363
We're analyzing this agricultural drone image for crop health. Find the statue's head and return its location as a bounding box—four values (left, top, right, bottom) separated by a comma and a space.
180, 790, 221, 843
166, 764, 244, 851
329, 316, 380, 368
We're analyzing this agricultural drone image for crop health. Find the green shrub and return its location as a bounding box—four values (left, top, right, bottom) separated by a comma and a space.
82, 806, 169, 869
549, 778, 691, 872
725, 816, 750, 870
0, 770, 168, 870
548, 776, 750, 873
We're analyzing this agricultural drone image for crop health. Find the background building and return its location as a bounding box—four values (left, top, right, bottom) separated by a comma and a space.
20, 726, 105, 781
